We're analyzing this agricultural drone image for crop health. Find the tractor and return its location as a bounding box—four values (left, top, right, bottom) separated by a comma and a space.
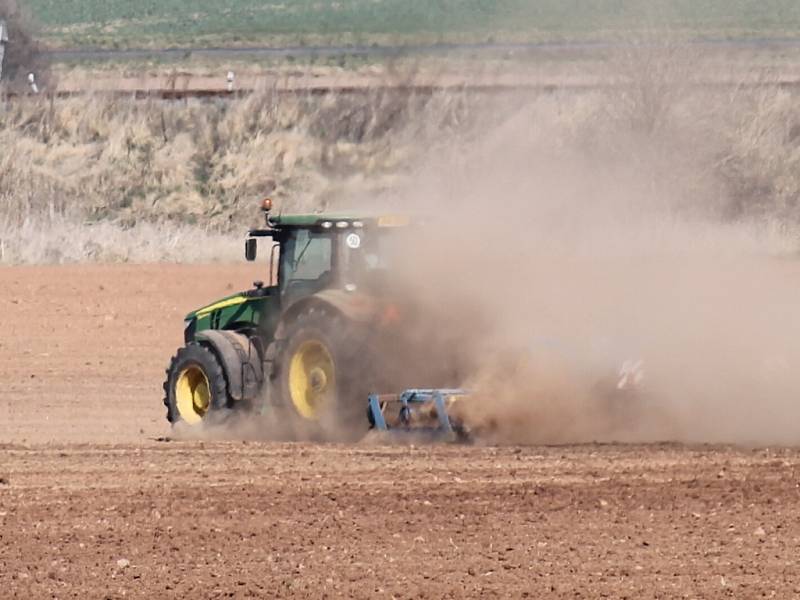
163, 200, 457, 438
163, 199, 649, 441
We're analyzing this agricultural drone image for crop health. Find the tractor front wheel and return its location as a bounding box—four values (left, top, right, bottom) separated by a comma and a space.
163, 344, 230, 427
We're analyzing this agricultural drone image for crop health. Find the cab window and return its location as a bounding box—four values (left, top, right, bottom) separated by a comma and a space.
281, 229, 333, 297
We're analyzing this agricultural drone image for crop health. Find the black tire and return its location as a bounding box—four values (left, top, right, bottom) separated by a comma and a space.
272, 306, 372, 441
163, 343, 230, 427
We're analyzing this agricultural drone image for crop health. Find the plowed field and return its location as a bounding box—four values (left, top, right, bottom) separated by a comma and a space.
1, 265, 799, 598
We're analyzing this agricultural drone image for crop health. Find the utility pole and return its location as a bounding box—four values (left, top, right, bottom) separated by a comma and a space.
0, 19, 8, 82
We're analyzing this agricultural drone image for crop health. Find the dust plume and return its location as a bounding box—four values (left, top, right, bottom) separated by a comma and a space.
379, 81, 800, 446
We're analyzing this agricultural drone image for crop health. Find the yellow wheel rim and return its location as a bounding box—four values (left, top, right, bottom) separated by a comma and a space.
289, 340, 336, 420
175, 365, 211, 425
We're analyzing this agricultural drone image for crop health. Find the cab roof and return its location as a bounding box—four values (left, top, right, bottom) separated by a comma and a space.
267, 213, 410, 228
268, 213, 365, 227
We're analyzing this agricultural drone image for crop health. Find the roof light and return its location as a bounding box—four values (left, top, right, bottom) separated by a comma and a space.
321, 221, 333, 229
335, 221, 349, 229
352, 221, 364, 228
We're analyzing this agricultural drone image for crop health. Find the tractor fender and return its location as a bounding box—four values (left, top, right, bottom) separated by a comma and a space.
274, 290, 378, 340
196, 330, 263, 402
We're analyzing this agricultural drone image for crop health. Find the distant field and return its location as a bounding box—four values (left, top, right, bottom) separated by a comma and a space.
23, 0, 800, 49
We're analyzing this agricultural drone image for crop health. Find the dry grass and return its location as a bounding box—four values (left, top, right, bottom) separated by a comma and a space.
0, 214, 240, 264
0, 85, 476, 262
0, 87, 473, 263
1, 55, 800, 264
0, 88, 469, 220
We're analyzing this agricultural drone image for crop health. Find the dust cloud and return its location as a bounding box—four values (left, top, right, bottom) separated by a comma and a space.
381, 88, 800, 446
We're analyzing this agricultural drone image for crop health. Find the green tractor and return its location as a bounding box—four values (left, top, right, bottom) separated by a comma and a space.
163, 200, 430, 438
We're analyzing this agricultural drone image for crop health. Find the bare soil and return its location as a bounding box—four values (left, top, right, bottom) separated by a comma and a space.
1, 264, 799, 598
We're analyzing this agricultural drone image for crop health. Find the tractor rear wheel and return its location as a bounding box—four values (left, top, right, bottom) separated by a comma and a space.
163, 344, 230, 427
274, 307, 371, 440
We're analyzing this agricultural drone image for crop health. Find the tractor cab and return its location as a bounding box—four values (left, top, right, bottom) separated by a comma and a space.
245, 199, 406, 307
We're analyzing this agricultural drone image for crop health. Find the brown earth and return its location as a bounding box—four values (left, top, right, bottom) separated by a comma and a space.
1, 264, 800, 598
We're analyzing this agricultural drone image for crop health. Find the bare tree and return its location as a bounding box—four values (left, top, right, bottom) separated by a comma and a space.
0, 18, 8, 81
0, 0, 41, 84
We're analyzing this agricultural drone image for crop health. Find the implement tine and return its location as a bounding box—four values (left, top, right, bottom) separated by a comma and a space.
434, 391, 453, 433
367, 389, 468, 440
368, 394, 388, 430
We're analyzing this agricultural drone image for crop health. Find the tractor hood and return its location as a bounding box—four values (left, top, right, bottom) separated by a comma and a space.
185, 293, 252, 321
183, 286, 273, 343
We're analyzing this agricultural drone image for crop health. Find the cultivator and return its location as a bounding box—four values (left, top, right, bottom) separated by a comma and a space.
367, 389, 471, 442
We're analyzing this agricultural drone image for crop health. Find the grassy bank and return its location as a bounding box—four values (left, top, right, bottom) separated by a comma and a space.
2, 56, 800, 264
0, 88, 472, 262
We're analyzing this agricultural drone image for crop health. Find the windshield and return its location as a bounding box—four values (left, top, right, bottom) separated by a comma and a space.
280, 229, 334, 301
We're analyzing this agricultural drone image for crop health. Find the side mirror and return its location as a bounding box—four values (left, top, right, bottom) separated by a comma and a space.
245, 238, 257, 261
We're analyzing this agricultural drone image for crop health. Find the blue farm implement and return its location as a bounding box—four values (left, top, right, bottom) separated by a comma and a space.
367, 389, 471, 441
